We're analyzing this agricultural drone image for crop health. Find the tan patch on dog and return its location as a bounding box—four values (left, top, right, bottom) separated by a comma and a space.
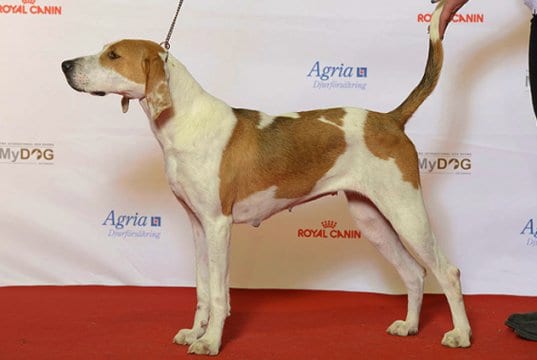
219, 108, 347, 216
364, 111, 420, 189
98, 39, 165, 84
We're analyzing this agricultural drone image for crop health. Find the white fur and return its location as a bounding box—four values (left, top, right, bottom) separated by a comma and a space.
430, 0, 443, 42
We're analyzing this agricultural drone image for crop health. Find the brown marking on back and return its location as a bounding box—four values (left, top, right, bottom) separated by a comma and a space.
364, 111, 420, 189
219, 108, 347, 216
98, 39, 165, 84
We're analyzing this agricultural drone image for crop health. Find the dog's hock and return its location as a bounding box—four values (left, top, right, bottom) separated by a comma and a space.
144, 53, 172, 121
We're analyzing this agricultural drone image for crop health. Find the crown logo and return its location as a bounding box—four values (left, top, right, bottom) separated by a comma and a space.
321, 220, 337, 229
22, 0, 36, 4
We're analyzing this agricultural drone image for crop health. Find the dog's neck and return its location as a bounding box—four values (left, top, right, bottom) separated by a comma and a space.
165, 55, 208, 118
142, 55, 233, 153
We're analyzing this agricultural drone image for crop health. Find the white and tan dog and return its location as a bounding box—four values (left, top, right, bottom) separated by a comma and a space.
62, 0, 471, 355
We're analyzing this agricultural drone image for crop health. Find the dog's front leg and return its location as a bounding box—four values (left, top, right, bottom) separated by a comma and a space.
188, 215, 232, 356
174, 210, 210, 346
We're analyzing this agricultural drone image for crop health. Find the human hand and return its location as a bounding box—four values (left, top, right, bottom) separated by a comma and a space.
434, 0, 470, 38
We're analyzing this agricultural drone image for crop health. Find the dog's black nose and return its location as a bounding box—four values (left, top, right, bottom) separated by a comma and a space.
61, 60, 74, 74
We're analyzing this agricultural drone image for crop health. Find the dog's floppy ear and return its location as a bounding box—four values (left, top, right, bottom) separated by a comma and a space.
144, 53, 172, 121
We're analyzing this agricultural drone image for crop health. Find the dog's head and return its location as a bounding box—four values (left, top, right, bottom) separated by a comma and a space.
61, 39, 172, 121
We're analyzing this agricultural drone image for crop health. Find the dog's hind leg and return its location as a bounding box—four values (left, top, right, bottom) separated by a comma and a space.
345, 191, 425, 336
174, 208, 211, 346
369, 187, 472, 348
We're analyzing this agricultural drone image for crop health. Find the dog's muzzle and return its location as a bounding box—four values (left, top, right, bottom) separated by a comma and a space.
61, 59, 106, 96
61, 59, 83, 92
61, 60, 75, 75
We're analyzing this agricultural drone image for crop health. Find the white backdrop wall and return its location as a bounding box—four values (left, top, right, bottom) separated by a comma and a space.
1, 0, 536, 295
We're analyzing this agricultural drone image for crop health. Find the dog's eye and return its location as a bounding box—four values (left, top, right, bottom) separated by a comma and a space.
108, 51, 120, 60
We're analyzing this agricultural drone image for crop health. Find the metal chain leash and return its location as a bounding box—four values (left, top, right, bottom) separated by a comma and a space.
161, 0, 185, 52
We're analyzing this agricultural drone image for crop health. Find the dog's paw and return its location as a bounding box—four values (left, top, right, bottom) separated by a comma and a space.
386, 320, 418, 336
173, 328, 200, 346
441, 328, 472, 348
188, 338, 220, 356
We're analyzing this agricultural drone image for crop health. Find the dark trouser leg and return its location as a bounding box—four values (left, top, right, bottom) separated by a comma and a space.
529, 15, 537, 120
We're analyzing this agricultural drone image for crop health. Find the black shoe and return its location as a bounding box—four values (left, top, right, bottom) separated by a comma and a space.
515, 327, 537, 342
505, 312, 537, 330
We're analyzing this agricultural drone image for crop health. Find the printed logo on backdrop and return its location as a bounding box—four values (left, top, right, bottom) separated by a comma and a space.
520, 218, 537, 248
307, 61, 368, 90
418, 152, 472, 175
297, 220, 361, 239
0, 0, 62, 15
102, 210, 162, 240
0, 141, 54, 165
417, 12, 484, 24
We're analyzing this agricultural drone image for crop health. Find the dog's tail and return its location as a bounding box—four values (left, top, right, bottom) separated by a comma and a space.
388, 0, 445, 129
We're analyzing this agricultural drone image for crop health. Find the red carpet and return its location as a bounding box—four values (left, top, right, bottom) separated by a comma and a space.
0, 287, 535, 359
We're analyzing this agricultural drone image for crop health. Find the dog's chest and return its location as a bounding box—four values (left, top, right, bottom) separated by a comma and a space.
162, 154, 189, 200
161, 149, 223, 214
154, 114, 236, 214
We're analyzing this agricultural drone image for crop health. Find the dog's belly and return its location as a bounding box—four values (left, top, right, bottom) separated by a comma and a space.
231, 186, 294, 227
231, 186, 336, 227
